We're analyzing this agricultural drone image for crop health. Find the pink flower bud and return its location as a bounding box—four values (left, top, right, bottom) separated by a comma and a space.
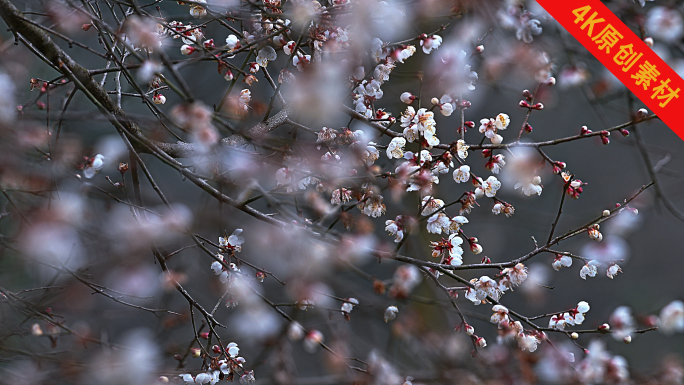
465, 324, 474, 336
519, 100, 530, 108
464, 121, 475, 128
82, 23, 92, 31
547, 76, 556, 86
533, 103, 544, 110
482, 149, 492, 158
152, 93, 166, 105
620, 129, 629, 137
524, 122, 533, 133
212, 345, 221, 353
522, 89, 532, 98
180, 45, 196, 55
644, 37, 654, 47
580, 126, 591, 135
600, 133, 610, 145
476, 45, 484, 53
598, 323, 610, 333
475, 336, 487, 348
256, 271, 267, 282
200, 332, 210, 339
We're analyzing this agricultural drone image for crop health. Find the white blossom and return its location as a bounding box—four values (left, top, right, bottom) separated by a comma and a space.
456, 139, 469, 160
490, 304, 509, 325
580, 260, 599, 279
293, 54, 311, 71
427, 213, 450, 234
609, 306, 635, 341
238, 89, 251, 111
341, 298, 358, 314
552, 255, 573, 271
420, 196, 444, 216
385, 217, 404, 243
515, 176, 543, 196
287, 321, 305, 340
386, 137, 407, 159
658, 300, 684, 334
219, 229, 244, 252
255, 46, 277, 67
646, 6, 684, 43
517, 333, 541, 352
226, 342, 240, 357
420, 34, 442, 54
360, 194, 386, 218
84, 154, 105, 179
607, 264, 622, 279
475, 176, 501, 198
453, 165, 470, 183
225, 34, 239, 49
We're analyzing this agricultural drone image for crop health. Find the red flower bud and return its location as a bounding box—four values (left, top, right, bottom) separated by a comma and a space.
524, 122, 533, 133
519, 100, 530, 108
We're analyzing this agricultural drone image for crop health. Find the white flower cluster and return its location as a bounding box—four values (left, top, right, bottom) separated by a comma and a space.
464, 264, 528, 305
548, 301, 590, 330
179, 342, 252, 385
490, 305, 544, 352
